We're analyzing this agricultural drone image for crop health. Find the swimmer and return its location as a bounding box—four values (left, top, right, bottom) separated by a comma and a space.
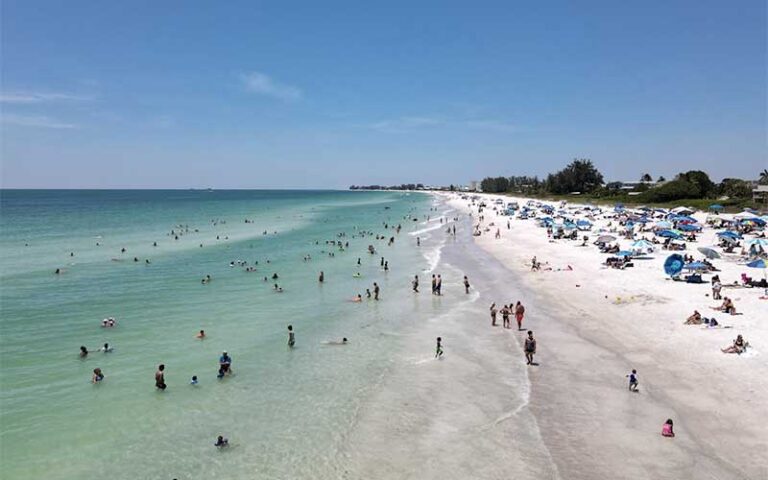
319, 271, 324, 283
190, 375, 198, 385
366, 288, 371, 299
324, 338, 348, 345
55, 268, 61, 274
351, 294, 362, 303
100, 343, 113, 353
214, 435, 229, 448
219, 351, 232, 375
373, 282, 380, 300
287, 325, 295, 348
155, 364, 167, 390
274, 284, 283, 292
80, 346, 89, 357
197, 329, 206, 339
92, 368, 104, 383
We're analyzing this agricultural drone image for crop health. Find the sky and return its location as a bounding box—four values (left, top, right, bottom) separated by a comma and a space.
1, 0, 766, 189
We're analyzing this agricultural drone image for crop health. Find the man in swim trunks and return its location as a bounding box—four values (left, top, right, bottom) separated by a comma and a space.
435, 337, 443, 358
412, 275, 419, 293
524, 331, 536, 365
373, 282, 380, 300
515, 301, 525, 330
490, 303, 498, 326
463, 276, 470, 294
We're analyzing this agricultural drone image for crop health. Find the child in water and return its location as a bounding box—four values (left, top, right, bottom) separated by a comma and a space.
214, 435, 229, 448
190, 375, 198, 385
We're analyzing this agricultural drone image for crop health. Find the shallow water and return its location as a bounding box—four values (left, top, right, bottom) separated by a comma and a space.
0, 190, 554, 479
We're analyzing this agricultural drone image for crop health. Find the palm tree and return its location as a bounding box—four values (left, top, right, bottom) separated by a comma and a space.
759, 169, 768, 185
640, 173, 652, 182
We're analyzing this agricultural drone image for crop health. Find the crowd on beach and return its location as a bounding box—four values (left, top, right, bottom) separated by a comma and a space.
456, 192, 766, 440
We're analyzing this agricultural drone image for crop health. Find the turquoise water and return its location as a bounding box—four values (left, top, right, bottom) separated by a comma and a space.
0, 190, 444, 478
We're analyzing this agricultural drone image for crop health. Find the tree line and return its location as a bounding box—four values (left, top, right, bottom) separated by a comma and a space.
479, 159, 765, 202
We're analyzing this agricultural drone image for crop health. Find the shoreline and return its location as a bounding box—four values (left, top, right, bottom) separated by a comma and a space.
443, 192, 767, 479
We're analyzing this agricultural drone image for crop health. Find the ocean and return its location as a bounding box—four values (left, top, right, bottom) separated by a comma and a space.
0, 190, 556, 479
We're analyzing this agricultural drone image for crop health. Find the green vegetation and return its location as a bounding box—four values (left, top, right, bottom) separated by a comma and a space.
478, 158, 763, 211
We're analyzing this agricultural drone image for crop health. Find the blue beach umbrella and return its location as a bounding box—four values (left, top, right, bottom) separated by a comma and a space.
655, 220, 673, 229
664, 254, 685, 277
631, 239, 654, 251
657, 230, 683, 239
678, 223, 702, 232
684, 261, 709, 271
747, 238, 768, 248
718, 231, 742, 240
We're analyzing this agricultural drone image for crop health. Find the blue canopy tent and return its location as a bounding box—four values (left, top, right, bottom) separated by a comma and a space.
657, 230, 683, 239
678, 223, 702, 232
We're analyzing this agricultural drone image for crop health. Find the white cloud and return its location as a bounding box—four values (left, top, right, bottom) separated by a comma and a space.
363, 115, 517, 134
2, 113, 78, 129
0, 92, 92, 103
463, 120, 518, 133
240, 72, 302, 101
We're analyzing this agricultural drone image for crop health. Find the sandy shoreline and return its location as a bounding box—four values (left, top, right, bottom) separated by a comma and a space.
442, 192, 768, 480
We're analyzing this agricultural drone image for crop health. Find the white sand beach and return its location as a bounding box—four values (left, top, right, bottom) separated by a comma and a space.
441, 192, 768, 480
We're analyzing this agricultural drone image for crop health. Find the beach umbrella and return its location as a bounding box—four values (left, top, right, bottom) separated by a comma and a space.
664, 254, 685, 277
697, 247, 721, 259
597, 235, 616, 243
709, 204, 724, 210
655, 220, 673, 229
747, 259, 766, 269
616, 250, 633, 257
678, 223, 702, 232
657, 230, 682, 239
717, 231, 742, 239
631, 239, 654, 251
684, 261, 709, 271
673, 215, 698, 223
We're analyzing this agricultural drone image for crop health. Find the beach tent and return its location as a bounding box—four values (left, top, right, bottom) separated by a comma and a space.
672, 206, 695, 215
746, 259, 767, 293
734, 211, 757, 220
697, 247, 721, 259
664, 254, 685, 277
746, 238, 768, 248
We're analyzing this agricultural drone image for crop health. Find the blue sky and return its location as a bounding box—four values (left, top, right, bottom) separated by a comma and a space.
1, 0, 765, 188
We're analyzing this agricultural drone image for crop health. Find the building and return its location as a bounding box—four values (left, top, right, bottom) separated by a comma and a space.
753, 185, 768, 204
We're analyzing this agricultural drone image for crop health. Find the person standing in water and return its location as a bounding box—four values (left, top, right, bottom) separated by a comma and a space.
435, 337, 443, 358
373, 282, 380, 300
431, 275, 437, 295
92, 368, 104, 383
436, 275, 442, 295
287, 325, 295, 348
490, 303, 498, 326
319, 271, 324, 283
463, 276, 470, 294
412, 275, 419, 293
155, 364, 167, 390
524, 331, 537, 365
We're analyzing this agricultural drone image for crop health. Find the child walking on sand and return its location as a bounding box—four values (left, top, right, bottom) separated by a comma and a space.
435, 337, 443, 358
627, 369, 639, 392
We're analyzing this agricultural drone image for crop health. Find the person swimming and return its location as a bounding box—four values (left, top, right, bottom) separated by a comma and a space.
214, 435, 229, 448
325, 337, 348, 345
92, 368, 104, 383
80, 346, 89, 357
100, 343, 113, 353
190, 375, 198, 385
274, 284, 283, 292
197, 329, 206, 339
351, 294, 362, 302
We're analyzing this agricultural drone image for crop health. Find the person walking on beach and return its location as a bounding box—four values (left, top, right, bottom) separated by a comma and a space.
524, 331, 536, 365
627, 369, 639, 392
435, 337, 443, 358
463, 276, 470, 294
155, 364, 167, 390
501, 305, 510, 329
412, 275, 419, 293
287, 325, 295, 348
373, 282, 380, 300
431, 275, 437, 295
490, 303, 498, 326
515, 301, 526, 330
436, 275, 442, 295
